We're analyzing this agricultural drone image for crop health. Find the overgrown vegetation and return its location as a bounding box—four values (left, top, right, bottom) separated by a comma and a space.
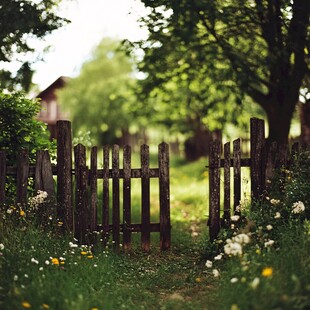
0, 149, 309, 309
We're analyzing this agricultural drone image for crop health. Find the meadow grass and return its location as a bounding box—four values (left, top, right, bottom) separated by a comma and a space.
0, 151, 309, 310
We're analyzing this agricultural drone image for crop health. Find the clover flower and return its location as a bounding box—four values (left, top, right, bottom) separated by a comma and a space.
212, 269, 220, 277
266, 225, 273, 231
214, 254, 223, 260
274, 212, 281, 219
231, 215, 240, 222
233, 234, 250, 245
224, 242, 243, 256
291, 201, 305, 214
264, 239, 275, 247
270, 199, 280, 205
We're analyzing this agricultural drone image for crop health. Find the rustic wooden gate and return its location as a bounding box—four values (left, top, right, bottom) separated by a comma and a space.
0, 120, 171, 252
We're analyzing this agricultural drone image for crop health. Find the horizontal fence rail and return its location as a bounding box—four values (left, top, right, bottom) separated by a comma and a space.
0, 120, 171, 252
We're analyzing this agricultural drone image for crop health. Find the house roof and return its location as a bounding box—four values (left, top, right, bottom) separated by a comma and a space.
36, 76, 70, 99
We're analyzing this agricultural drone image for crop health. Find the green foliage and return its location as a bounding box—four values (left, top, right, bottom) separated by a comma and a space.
128, 0, 310, 144
0, 0, 69, 91
58, 38, 142, 145
0, 91, 55, 165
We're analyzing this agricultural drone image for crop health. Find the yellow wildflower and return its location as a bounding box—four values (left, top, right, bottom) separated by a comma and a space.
81, 251, 87, 255
20, 210, 25, 217
42, 304, 50, 309
195, 277, 202, 283
51, 258, 59, 265
87, 255, 94, 259
22, 301, 31, 308
262, 267, 273, 277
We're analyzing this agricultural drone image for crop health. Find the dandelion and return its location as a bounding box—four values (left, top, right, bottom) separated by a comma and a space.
250, 277, 260, 289
231, 305, 239, 310
205, 260, 213, 268
51, 258, 59, 265
80, 251, 87, 255
0, 243, 4, 250
212, 269, 220, 277
262, 267, 273, 277
42, 304, 50, 309
231, 215, 240, 222
230, 277, 238, 283
22, 301, 31, 308
20, 210, 25, 217
274, 212, 281, 219
195, 277, 202, 283
291, 201, 305, 214
266, 225, 273, 231
87, 255, 93, 259
57, 221, 63, 226
256, 249, 261, 255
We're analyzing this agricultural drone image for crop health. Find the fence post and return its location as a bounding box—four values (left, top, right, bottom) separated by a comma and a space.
112, 145, 120, 252
0, 151, 6, 207
57, 120, 73, 232
159, 142, 171, 251
16, 149, 29, 206
233, 139, 241, 214
123, 145, 132, 252
250, 118, 266, 203
141, 144, 151, 252
223, 142, 230, 224
209, 140, 221, 241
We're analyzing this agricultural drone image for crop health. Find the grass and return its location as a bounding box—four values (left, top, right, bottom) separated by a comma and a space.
0, 151, 309, 310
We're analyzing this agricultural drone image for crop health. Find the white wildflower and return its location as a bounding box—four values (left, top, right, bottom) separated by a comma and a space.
233, 233, 250, 245
291, 201, 305, 214
205, 260, 213, 268
231, 215, 240, 222
45, 260, 50, 265
39, 267, 43, 271
249, 277, 260, 289
31, 258, 39, 264
266, 225, 273, 231
212, 269, 220, 277
230, 277, 238, 283
270, 199, 280, 205
13, 275, 18, 281
224, 242, 243, 256
264, 239, 275, 247
0, 243, 4, 250
274, 212, 281, 219
214, 254, 223, 261
6, 208, 13, 214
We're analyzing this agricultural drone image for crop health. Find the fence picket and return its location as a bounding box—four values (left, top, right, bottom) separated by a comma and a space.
0, 151, 6, 206
90, 147, 98, 236
223, 142, 230, 224
141, 144, 151, 252
159, 142, 171, 251
209, 140, 221, 242
56, 120, 73, 231
233, 139, 241, 214
102, 145, 110, 243
16, 149, 29, 206
112, 145, 120, 251
74, 144, 88, 243
123, 145, 132, 252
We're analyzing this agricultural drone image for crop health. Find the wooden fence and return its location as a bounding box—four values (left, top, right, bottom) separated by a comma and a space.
0, 120, 171, 252
208, 117, 308, 241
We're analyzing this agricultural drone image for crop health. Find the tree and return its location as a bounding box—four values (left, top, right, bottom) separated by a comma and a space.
58, 38, 141, 145
128, 0, 310, 145
0, 0, 68, 91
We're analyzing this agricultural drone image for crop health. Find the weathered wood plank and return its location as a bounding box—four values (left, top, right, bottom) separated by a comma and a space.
266, 141, 278, 183
159, 142, 171, 251
97, 222, 161, 233
223, 142, 230, 224
56, 120, 73, 231
141, 144, 151, 252
250, 118, 265, 202
123, 145, 132, 252
209, 140, 221, 241
112, 145, 120, 251
0, 151, 6, 206
233, 139, 241, 214
74, 144, 89, 243
16, 149, 29, 206
102, 145, 110, 244
89, 147, 98, 234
